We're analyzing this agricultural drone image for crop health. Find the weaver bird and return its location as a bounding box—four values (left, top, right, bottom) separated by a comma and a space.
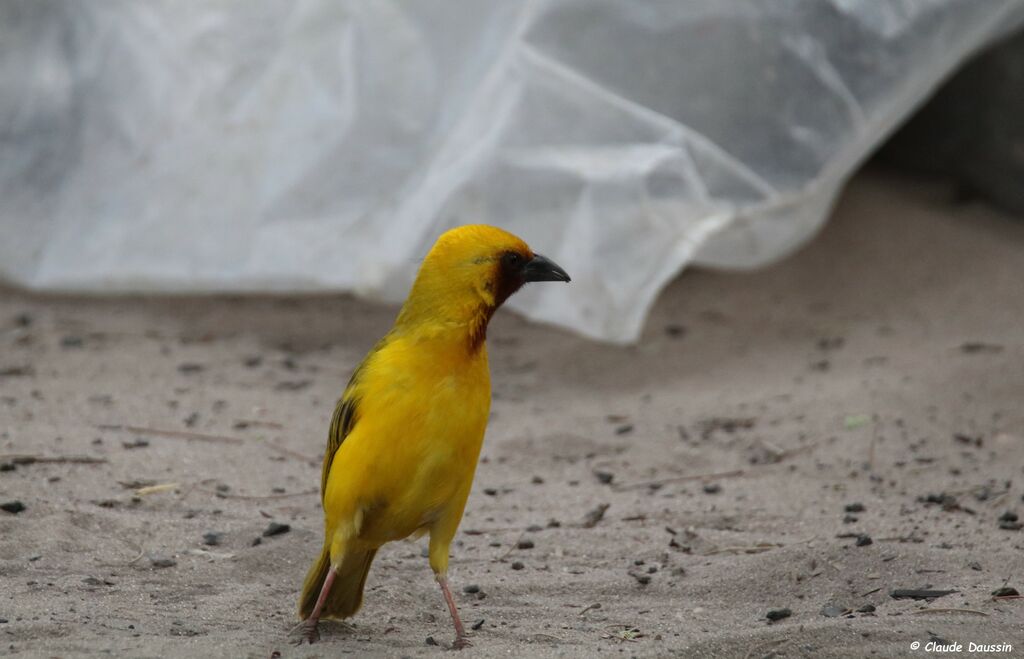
295, 225, 570, 648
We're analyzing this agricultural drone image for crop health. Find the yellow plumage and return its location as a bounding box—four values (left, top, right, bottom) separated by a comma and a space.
295, 225, 569, 648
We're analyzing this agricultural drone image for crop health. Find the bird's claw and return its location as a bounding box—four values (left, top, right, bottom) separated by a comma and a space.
288, 620, 320, 645
451, 636, 473, 650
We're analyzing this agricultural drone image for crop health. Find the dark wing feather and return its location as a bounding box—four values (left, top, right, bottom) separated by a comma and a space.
321, 391, 359, 501
319, 336, 389, 501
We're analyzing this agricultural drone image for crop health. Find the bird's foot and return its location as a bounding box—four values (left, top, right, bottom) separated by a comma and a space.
289, 620, 320, 645
451, 635, 473, 650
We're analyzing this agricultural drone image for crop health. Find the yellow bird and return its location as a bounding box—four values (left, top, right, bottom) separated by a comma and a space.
295, 225, 570, 648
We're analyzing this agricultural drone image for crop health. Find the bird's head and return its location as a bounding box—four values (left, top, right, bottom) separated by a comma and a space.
397, 225, 570, 344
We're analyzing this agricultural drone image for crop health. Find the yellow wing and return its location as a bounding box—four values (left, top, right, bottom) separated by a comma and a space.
319, 336, 389, 501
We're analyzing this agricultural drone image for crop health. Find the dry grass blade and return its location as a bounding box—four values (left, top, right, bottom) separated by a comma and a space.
134, 483, 179, 496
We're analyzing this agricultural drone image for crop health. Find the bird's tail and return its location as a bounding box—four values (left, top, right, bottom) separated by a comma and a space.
298, 544, 378, 620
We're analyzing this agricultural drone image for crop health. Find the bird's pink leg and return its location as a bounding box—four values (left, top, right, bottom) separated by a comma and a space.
293, 566, 337, 645
436, 574, 471, 649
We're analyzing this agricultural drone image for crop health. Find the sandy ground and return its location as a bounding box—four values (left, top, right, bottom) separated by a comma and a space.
1, 168, 1023, 659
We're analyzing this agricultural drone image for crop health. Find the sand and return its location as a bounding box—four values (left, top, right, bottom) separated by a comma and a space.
1, 168, 1022, 658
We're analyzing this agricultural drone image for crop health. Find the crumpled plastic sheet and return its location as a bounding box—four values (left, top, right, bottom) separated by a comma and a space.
2, 1, 1023, 342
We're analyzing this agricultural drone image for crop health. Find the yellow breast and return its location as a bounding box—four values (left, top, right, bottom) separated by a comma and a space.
322, 333, 491, 546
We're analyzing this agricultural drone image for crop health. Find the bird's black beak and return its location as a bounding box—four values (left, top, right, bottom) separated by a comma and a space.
523, 253, 571, 283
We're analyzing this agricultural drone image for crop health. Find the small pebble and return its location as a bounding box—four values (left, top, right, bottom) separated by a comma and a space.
425, 636, 438, 646
857, 604, 876, 613
525, 524, 543, 532
593, 470, 614, 485
0, 462, 16, 472
483, 488, 498, 496
766, 608, 792, 622
1, 501, 26, 514
150, 555, 177, 569
516, 539, 534, 550
702, 483, 721, 495
998, 511, 1018, 522
855, 534, 873, 547
263, 522, 291, 537
462, 584, 480, 594
992, 586, 1019, 597
531, 476, 544, 484
665, 324, 687, 338
202, 532, 223, 547
632, 573, 651, 585
843, 515, 858, 524
471, 619, 485, 630
845, 503, 865, 513
511, 561, 524, 570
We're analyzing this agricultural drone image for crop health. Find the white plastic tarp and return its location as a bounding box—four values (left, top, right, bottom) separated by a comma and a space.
3, 0, 1023, 342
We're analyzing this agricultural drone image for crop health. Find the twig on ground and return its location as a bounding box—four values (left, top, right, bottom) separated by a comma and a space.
581, 503, 610, 528
911, 608, 988, 616
97, 424, 244, 444
233, 419, 284, 430
0, 454, 108, 465
265, 442, 318, 463
703, 543, 782, 556
613, 469, 746, 492
195, 486, 318, 501
498, 532, 527, 560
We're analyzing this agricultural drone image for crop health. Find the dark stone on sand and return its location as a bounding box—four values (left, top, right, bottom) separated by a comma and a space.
1, 501, 26, 514
262, 522, 290, 537
766, 608, 792, 622
855, 534, 873, 547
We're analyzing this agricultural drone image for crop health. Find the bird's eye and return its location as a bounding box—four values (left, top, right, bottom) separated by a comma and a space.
502, 251, 524, 268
